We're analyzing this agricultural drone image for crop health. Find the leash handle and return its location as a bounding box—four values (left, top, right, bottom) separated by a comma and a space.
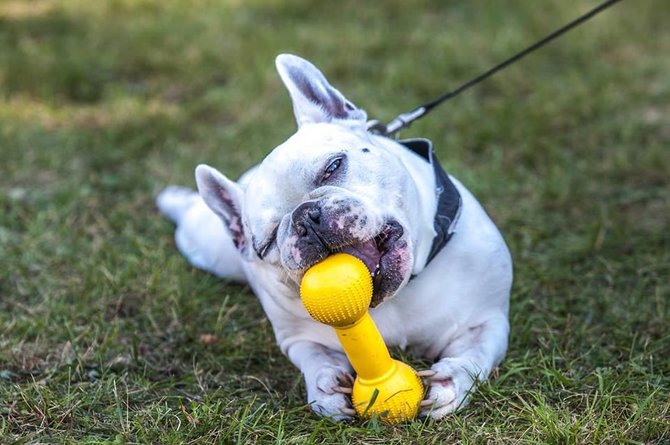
369, 0, 623, 137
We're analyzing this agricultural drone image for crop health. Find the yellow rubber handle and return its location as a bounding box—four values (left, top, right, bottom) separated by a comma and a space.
334, 313, 393, 381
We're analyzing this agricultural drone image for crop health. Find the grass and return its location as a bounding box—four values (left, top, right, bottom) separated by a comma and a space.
1, 0, 668, 443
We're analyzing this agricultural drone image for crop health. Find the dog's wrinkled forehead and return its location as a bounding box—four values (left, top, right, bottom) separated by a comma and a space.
244, 124, 375, 219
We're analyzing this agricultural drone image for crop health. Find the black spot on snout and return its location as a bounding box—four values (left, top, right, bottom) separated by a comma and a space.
361, 147, 370, 153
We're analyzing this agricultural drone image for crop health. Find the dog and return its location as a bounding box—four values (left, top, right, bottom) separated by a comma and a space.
156, 54, 512, 420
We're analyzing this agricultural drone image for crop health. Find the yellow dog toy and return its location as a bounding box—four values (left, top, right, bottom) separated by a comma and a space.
300, 253, 424, 423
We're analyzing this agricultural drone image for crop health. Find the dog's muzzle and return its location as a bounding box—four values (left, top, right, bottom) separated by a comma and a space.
290, 201, 410, 307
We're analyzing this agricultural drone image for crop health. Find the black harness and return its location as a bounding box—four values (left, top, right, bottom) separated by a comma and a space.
399, 138, 462, 266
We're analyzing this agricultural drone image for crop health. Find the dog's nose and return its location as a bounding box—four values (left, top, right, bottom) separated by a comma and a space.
307, 207, 321, 224
292, 201, 322, 237
295, 222, 308, 237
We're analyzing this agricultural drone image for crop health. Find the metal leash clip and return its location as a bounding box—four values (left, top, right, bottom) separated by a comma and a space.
366, 107, 426, 138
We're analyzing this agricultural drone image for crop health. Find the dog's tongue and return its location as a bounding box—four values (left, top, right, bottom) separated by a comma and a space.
338, 240, 381, 275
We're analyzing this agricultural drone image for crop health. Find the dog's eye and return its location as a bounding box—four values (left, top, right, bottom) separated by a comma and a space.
257, 240, 273, 259
322, 157, 342, 182
255, 227, 278, 260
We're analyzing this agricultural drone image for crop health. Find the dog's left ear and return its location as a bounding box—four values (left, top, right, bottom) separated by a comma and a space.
275, 54, 367, 128
195, 164, 249, 256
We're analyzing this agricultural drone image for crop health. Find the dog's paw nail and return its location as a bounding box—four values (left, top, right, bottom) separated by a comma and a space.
333, 385, 352, 394
420, 399, 434, 407
340, 407, 357, 416
417, 369, 437, 378
342, 374, 355, 385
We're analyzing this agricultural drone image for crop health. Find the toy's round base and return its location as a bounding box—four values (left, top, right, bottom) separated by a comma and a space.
351, 360, 423, 423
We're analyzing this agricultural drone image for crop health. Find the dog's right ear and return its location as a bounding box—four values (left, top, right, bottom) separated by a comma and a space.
275, 53, 367, 128
195, 164, 247, 253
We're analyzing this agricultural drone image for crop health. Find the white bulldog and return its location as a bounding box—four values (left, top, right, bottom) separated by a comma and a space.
157, 54, 512, 420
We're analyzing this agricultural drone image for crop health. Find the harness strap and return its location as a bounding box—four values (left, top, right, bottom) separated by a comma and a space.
399, 138, 462, 266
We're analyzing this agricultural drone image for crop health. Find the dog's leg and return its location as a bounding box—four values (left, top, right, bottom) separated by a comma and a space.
156, 186, 246, 282
286, 341, 356, 420
420, 312, 509, 419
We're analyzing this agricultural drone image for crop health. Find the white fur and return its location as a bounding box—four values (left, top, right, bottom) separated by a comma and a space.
157, 54, 512, 420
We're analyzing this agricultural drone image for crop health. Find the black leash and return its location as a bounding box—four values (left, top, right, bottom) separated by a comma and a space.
368, 0, 623, 136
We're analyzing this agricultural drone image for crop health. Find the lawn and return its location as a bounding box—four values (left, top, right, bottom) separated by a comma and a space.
1, 0, 668, 443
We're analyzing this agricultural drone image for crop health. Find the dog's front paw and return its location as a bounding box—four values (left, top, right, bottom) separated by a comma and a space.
306, 366, 356, 421
419, 357, 478, 420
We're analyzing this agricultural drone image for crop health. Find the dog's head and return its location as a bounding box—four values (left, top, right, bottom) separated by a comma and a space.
196, 54, 430, 306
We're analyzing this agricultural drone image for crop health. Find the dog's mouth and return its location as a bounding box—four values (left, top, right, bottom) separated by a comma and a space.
333, 220, 409, 307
